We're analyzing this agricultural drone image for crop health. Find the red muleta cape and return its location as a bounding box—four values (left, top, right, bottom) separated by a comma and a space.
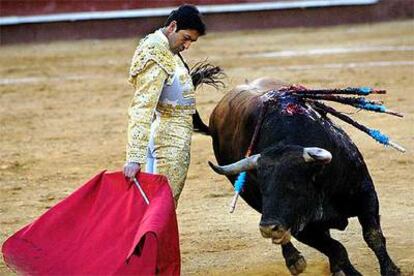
2, 171, 180, 275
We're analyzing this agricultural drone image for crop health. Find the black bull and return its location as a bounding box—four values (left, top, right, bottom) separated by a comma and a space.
206, 78, 400, 275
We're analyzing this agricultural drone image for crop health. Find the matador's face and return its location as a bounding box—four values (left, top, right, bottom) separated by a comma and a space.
165, 21, 200, 54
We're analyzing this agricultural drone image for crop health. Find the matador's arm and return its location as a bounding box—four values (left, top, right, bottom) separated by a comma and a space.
126, 61, 168, 164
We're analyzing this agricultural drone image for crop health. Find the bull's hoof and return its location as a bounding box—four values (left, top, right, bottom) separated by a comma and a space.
382, 265, 401, 276
332, 267, 362, 276
332, 270, 346, 276
282, 242, 307, 275
287, 255, 307, 275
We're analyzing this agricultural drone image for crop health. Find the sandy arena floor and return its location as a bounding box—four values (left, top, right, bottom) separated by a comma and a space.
0, 20, 413, 275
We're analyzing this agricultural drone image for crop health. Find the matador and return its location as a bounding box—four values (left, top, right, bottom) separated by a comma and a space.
124, 5, 206, 203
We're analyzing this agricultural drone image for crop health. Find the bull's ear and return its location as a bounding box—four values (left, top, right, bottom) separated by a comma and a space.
303, 147, 332, 163
208, 154, 261, 175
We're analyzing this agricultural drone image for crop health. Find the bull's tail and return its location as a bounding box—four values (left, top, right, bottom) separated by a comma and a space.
193, 110, 210, 135
191, 61, 225, 89
190, 61, 225, 135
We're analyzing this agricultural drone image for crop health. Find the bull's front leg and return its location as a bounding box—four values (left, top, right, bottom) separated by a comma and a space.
357, 185, 400, 276
296, 226, 361, 276
281, 242, 307, 275
358, 217, 400, 276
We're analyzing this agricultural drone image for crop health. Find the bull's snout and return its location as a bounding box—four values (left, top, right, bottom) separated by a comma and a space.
259, 224, 291, 245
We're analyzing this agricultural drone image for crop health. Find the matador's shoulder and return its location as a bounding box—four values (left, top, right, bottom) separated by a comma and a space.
129, 31, 175, 79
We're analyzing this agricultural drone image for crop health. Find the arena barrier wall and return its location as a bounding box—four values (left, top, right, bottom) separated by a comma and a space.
0, 0, 413, 44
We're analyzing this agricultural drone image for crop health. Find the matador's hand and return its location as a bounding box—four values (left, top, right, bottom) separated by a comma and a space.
123, 162, 141, 179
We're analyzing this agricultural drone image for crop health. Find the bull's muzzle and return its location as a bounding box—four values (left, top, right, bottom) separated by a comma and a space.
259, 224, 291, 245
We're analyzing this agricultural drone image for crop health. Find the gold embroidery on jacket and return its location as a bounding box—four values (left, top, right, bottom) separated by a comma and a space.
129, 33, 175, 86
126, 30, 196, 201
126, 61, 168, 163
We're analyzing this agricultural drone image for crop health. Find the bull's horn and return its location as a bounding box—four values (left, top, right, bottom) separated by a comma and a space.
208, 154, 261, 175
303, 147, 332, 163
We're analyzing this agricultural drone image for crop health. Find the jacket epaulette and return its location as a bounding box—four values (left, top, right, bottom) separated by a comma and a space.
129, 32, 175, 85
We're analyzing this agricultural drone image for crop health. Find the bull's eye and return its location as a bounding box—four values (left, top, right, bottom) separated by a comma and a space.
282, 179, 311, 196
285, 182, 302, 193
287, 183, 297, 190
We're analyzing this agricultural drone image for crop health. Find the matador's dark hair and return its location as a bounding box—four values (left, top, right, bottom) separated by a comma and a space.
164, 4, 206, 36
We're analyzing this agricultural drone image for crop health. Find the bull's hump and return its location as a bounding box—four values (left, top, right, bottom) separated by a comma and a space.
233, 77, 288, 96
249, 77, 288, 91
